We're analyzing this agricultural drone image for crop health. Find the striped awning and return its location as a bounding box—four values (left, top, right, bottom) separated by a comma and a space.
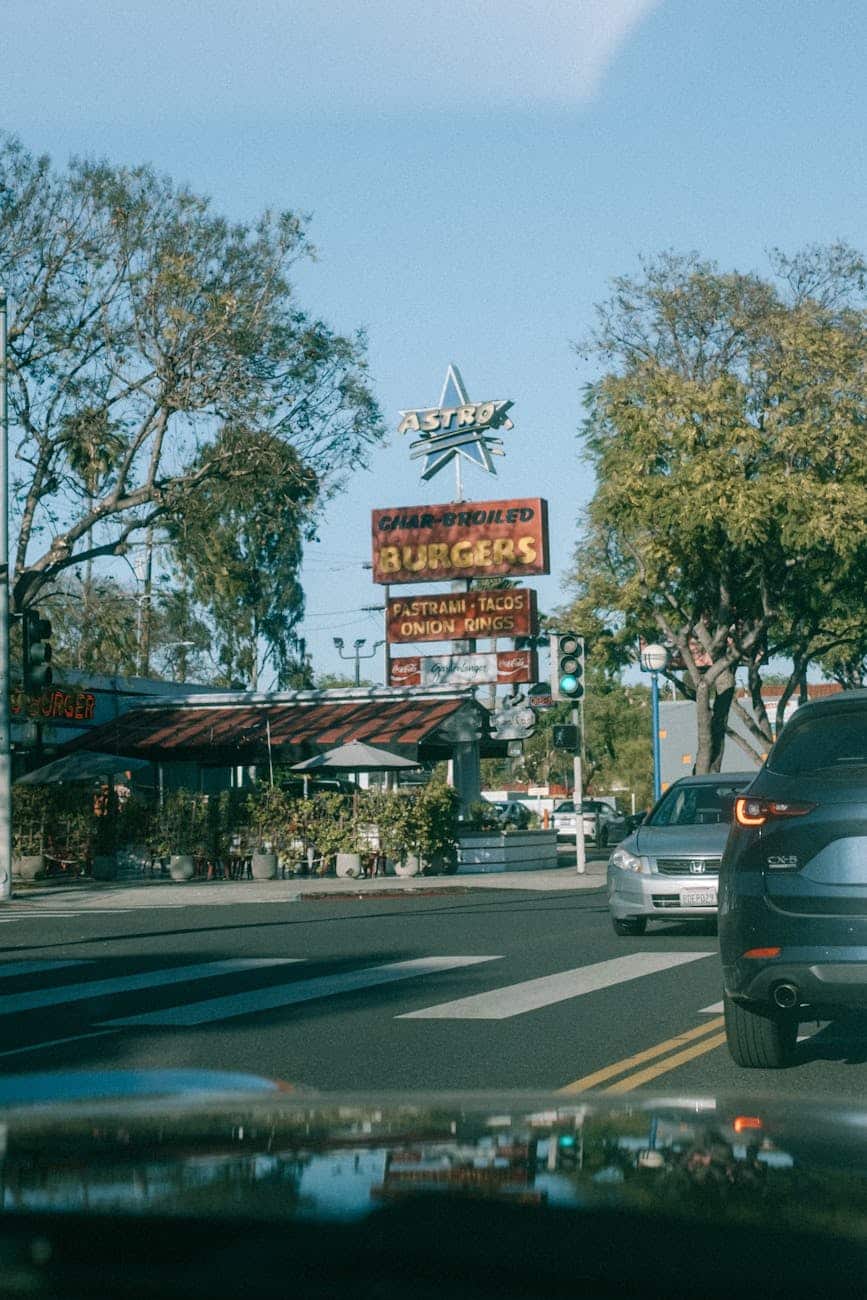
63, 696, 481, 763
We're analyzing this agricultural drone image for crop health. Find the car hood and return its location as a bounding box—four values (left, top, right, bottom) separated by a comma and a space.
633, 822, 732, 857
2, 1075, 867, 1299
0, 1074, 865, 1228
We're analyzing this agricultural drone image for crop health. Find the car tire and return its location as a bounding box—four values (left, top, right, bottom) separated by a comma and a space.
612, 916, 647, 936
723, 992, 797, 1068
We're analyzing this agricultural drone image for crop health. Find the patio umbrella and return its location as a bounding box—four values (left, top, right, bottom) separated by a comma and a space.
290, 740, 420, 776
290, 740, 421, 802
15, 751, 151, 785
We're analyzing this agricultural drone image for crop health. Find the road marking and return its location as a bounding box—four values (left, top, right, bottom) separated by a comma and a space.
398, 952, 712, 1021
699, 1001, 724, 1013
559, 1017, 726, 1092
0, 910, 135, 921
0, 958, 301, 1017
100, 956, 501, 1028
0, 1031, 116, 1060
604, 1030, 728, 1092
0, 960, 90, 979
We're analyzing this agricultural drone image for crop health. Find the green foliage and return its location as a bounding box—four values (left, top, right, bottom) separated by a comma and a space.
153, 789, 208, 857
167, 428, 317, 688
566, 246, 867, 771
0, 133, 384, 656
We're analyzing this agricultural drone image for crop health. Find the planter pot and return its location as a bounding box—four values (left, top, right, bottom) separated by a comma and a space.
92, 853, 117, 881
394, 853, 423, 877
251, 851, 278, 880
169, 854, 195, 882
336, 852, 363, 879
12, 853, 45, 881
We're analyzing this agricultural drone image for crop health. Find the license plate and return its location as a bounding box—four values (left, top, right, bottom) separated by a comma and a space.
682, 890, 717, 908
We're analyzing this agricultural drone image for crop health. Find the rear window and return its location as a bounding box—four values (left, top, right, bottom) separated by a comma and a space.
555, 801, 574, 813
648, 781, 748, 828
769, 709, 867, 775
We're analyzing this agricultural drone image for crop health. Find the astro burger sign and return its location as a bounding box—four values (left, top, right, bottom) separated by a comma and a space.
371, 497, 549, 586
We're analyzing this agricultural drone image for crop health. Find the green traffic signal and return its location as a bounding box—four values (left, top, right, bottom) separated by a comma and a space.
23, 608, 53, 692
550, 631, 585, 702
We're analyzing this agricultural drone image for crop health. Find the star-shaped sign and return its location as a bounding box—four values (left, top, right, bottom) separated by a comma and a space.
398, 364, 513, 482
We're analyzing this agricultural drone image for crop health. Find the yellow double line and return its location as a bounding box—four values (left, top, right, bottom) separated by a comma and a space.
558, 1016, 726, 1094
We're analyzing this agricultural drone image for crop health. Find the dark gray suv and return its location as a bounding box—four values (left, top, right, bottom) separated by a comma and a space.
720, 690, 867, 1067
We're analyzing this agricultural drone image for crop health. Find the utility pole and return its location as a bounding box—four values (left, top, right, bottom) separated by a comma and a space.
572, 705, 585, 875
0, 290, 11, 901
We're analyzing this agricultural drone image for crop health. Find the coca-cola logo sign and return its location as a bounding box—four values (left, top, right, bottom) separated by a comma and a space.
390, 658, 421, 685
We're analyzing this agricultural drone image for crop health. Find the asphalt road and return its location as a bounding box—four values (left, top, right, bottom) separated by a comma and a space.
1, 886, 866, 1099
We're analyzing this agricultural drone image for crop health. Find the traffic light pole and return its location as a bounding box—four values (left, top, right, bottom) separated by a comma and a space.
572, 706, 585, 875
0, 291, 11, 901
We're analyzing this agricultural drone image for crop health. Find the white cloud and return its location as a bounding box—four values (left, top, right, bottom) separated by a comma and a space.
3, 0, 663, 123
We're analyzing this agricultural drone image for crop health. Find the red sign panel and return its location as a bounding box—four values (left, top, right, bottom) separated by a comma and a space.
386, 588, 536, 644
371, 498, 549, 585
389, 649, 537, 689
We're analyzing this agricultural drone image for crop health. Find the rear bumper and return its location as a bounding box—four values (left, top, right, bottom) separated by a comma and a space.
720, 877, 867, 1009
723, 951, 867, 1011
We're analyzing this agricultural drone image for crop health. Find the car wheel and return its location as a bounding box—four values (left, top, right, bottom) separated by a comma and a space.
612, 916, 647, 936
723, 992, 797, 1068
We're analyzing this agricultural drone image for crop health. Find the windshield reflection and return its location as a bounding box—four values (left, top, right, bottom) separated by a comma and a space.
3, 1096, 863, 1235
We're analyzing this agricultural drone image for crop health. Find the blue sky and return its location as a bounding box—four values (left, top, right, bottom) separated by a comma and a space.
3, 0, 865, 681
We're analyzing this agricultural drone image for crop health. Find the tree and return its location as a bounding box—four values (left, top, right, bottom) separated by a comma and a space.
565, 246, 867, 771
0, 136, 383, 631
167, 428, 316, 688
45, 574, 213, 682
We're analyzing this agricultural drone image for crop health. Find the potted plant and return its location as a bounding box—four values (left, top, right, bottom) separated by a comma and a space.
11, 785, 50, 880
246, 784, 294, 879
307, 791, 352, 876
154, 789, 203, 882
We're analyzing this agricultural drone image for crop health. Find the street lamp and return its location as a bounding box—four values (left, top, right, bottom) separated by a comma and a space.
639, 643, 669, 804
333, 636, 385, 686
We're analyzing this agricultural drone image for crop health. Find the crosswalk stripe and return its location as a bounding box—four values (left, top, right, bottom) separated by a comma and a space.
0, 910, 135, 920
0, 958, 302, 1017
397, 952, 713, 1020
0, 960, 90, 979
99, 956, 502, 1028
0, 1031, 116, 1060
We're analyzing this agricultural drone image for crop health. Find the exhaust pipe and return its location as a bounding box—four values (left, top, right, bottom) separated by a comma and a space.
772, 982, 799, 1010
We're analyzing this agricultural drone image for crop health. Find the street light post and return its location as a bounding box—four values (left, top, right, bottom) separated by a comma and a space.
640, 643, 669, 804
333, 637, 385, 686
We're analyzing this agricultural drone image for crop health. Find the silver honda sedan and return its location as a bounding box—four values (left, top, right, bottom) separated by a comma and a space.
607, 773, 754, 935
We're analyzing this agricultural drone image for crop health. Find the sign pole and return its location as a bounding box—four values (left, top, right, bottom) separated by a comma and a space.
572, 705, 585, 875
0, 290, 11, 901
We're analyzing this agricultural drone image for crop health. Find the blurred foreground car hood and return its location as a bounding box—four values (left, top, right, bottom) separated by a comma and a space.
0, 1072, 866, 1227
2, 1075, 867, 1299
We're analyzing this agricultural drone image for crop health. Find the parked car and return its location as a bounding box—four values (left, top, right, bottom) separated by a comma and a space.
607, 773, 754, 936
553, 799, 629, 847
486, 799, 531, 829
720, 690, 867, 1069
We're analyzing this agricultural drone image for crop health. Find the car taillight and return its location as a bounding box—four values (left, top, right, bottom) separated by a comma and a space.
734, 796, 816, 828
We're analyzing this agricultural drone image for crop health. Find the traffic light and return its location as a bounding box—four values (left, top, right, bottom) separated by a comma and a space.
556, 1134, 578, 1169
23, 609, 52, 691
550, 632, 584, 702
552, 724, 579, 751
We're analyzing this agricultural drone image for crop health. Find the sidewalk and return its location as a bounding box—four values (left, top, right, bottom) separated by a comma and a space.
9, 858, 607, 910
